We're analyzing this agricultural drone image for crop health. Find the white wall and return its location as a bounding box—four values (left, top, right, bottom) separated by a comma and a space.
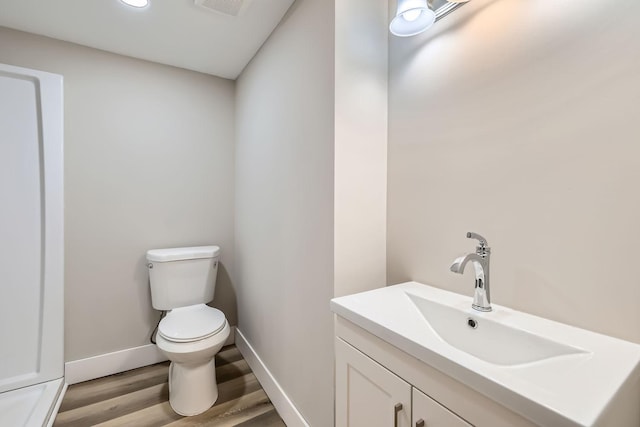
388, 0, 640, 344
234, 0, 335, 425
334, 0, 388, 297
235, 0, 389, 423
0, 27, 237, 361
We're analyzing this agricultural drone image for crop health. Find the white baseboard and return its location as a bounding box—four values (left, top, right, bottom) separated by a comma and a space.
65, 326, 236, 385
64, 344, 167, 385
235, 328, 308, 427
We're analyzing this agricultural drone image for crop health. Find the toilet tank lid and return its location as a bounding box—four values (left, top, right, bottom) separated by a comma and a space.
146, 245, 220, 262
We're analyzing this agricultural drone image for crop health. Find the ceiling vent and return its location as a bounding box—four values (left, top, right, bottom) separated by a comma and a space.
194, 0, 252, 17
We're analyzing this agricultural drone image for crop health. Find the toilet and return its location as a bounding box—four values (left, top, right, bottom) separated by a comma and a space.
146, 245, 230, 416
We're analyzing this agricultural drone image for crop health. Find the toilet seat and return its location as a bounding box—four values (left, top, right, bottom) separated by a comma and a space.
159, 304, 226, 343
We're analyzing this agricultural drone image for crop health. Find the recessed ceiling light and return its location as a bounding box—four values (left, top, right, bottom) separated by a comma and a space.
120, 0, 149, 8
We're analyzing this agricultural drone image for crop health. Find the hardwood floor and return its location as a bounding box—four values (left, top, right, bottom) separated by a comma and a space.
54, 346, 285, 427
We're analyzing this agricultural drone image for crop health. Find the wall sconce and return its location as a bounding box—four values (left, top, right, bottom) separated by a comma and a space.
389, 0, 469, 37
389, 0, 436, 37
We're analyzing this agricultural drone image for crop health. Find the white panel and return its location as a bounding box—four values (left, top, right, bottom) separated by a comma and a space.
0, 63, 63, 395
335, 338, 411, 427
0, 73, 42, 388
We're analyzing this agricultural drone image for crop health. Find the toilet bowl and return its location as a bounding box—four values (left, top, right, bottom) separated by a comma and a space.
146, 246, 228, 416
156, 305, 230, 415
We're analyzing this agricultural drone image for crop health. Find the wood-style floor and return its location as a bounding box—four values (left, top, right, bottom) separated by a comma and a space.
53, 345, 285, 427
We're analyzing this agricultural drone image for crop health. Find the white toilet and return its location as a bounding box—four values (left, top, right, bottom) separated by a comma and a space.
146, 245, 230, 416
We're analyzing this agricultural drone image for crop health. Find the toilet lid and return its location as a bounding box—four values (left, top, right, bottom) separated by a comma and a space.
158, 304, 226, 342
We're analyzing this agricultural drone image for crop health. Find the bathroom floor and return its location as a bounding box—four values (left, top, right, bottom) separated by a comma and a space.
53, 345, 285, 426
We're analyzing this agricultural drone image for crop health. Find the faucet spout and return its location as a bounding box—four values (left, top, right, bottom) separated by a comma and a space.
450, 253, 482, 274
450, 233, 492, 312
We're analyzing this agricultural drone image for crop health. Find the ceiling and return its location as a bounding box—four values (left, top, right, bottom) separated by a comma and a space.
0, 0, 295, 79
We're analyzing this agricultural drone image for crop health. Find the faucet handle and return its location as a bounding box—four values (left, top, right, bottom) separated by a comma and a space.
466, 232, 489, 248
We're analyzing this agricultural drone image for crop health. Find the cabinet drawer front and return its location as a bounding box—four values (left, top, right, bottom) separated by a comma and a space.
336, 338, 412, 427
413, 387, 472, 427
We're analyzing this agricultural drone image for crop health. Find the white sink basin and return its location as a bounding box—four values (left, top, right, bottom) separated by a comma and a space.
405, 292, 587, 366
331, 282, 640, 427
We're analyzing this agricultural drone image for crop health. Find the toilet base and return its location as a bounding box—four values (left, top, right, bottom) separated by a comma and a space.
168, 358, 218, 416
155, 316, 230, 417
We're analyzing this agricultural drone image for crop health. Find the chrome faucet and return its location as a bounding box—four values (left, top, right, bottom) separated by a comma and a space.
450, 232, 492, 312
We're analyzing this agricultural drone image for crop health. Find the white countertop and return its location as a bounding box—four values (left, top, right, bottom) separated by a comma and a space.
330, 282, 640, 427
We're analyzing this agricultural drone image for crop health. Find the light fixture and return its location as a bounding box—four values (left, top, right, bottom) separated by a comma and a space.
389, 0, 436, 37
120, 0, 149, 8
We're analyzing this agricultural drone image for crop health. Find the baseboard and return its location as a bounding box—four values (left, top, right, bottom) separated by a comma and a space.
64, 343, 167, 385
65, 326, 236, 385
235, 328, 309, 427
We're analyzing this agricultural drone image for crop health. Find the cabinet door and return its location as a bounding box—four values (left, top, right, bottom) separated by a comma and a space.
336, 338, 411, 427
412, 387, 472, 427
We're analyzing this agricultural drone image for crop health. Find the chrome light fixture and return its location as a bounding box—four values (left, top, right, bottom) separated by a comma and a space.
389, 0, 436, 37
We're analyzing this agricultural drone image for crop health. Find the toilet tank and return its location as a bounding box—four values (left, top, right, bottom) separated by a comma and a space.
146, 246, 220, 310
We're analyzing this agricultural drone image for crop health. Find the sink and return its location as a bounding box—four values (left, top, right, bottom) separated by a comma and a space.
405, 292, 587, 366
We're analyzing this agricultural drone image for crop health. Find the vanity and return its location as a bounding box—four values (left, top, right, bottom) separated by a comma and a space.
331, 282, 640, 427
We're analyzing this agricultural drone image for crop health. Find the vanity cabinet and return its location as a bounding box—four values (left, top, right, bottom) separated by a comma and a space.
336, 337, 472, 427
334, 316, 538, 427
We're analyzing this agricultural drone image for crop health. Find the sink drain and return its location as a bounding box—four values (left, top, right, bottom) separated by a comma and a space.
467, 317, 478, 329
